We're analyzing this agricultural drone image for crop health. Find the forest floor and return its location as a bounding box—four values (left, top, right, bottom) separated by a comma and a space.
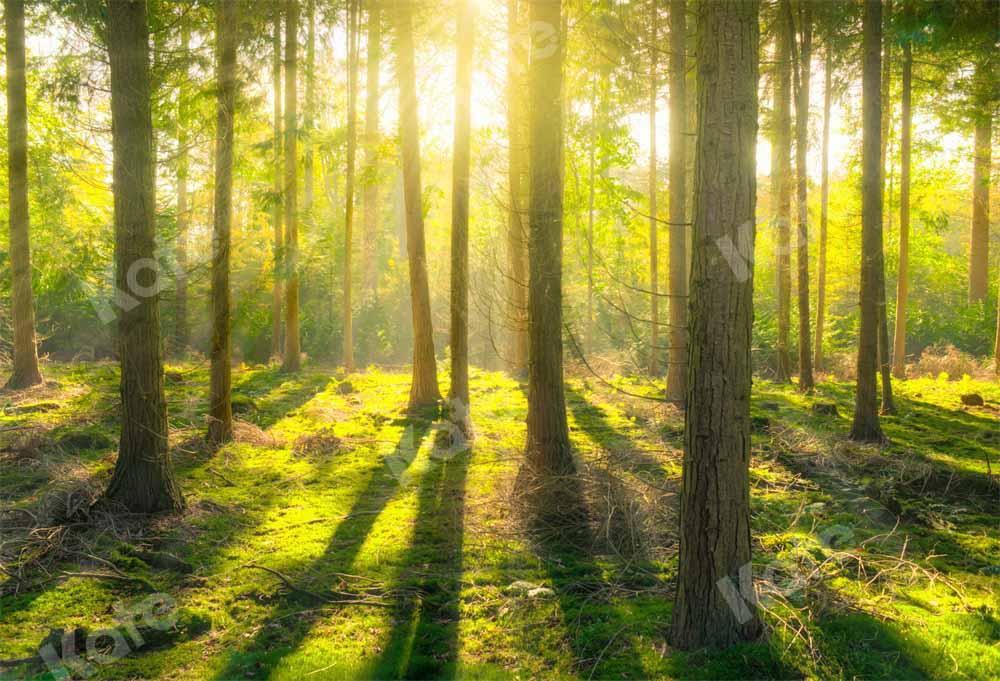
0, 361, 998, 680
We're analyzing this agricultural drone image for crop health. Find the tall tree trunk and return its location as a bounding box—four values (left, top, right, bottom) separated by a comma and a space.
666, 0, 687, 405
773, 2, 792, 383
450, 0, 473, 427
271, 8, 283, 360
850, 0, 886, 444
344, 0, 359, 371
282, 0, 301, 372
971, 60, 992, 305
173, 22, 190, 357
506, 0, 529, 374
4, 0, 42, 390
814, 46, 831, 372
791, 0, 813, 390
208, 0, 237, 447
876, 1, 894, 414
671, 0, 761, 650
395, 0, 441, 408
522, 0, 574, 481
648, 0, 660, 376
586, 78, 596, 353
103, 0, 182, 513
892, 36, 912, 379
362, 0, 382, 301
304, 0, 315, 225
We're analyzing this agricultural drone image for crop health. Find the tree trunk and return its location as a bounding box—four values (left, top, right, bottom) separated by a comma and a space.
344, 0, 359, 371
671, 0, 761, 650
892, 37, 912, 379
173, 22, 190, 358
970, 61, 992, 305
394, 0, 441, 408
362, 0, 382, 302
450, 0, 473, 427
586, 78, 597, 353
523, 0, 574, 480
4, 0, 42, 390
506, 0, 529, 375
773, 2, 792, 383
208, 0, 237, 447
814, 46, 831, 372
104, 0, 183, 514
282, 0, 301, 372
850, 0, 886, 444
271, 8, 283, 360
648, 0, 660, 376
304, 0, 315, 225
792, 0, 813, 390
876, 1, 895, 414
666, 0, 687, 405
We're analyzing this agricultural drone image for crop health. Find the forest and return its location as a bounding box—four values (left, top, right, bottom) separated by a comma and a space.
0, 0, 997, 678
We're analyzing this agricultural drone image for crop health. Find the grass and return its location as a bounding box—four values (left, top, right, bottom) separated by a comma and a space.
1, 361, 998, 679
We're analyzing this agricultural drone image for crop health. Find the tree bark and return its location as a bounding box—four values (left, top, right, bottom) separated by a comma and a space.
506, 0, 529, 375
850, 0, 886, 444
892, 36, 912, 379
104, 0, 183, 514
4, 0, 42, 390
173, 21, 190, 358
814, 46, 831, 372
208, 0, 237, 447
773, 2, 792, 383
282, 0, 301, 372
362, 0, 382, 301
344, 0, 359, 371
671, 0, 761, 650
394, 0, 441, 408
876, 1, 894, 414
271, 7, 283, 360
792, 0, 813, 390
304, 0, 315, 225
970, 61, 992, 305
648, 0, 660, 376
666, 0, 687, 405
450, 0, 473, 426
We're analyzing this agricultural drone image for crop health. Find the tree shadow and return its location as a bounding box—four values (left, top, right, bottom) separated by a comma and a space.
232, 366, 334, 430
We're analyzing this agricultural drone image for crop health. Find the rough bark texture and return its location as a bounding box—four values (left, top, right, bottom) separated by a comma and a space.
814, 46, 831, 372
450, 0, 473, 423
792, 0, 813, 390
850, 0, 886, 444
4, 0, 43, 390
344, 0, 359, 371
506, 0, 529, 375
395, 0, 441, 408
670, 0, 761, 650
271, 9, 283, 360
362, 0, 382, 301
773, 2, 792, 383
208, 0, 237, 447
666, 0, 687, 405
892, 38, 912, 379
523, 0, 574, 479
104, 0, 183, 514
282, 0, 301, 372
174, 22, 190, 357
648, 0, 660, 376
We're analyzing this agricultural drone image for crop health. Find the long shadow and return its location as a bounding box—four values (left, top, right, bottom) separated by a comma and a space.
366, 439, 471, 680
232, 366, 333, 430
213, 414, 436, 680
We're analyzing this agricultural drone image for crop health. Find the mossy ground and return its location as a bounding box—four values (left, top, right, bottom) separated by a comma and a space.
1, 362, 998, 679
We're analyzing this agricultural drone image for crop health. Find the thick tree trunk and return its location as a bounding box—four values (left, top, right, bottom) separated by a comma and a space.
282, 0, 301, 372
671, 0, 761, 650
666, 0, 687, 405
523, 0, 574, 480
450, 0, 473, 426
4, 0, 42, 390
773, 2, 792, 383
648, 0, 660, 376
271, 9, 283, 360
208, 0, 237, 447
814, 46, 831, 372
892, 38, 912, 379
850, 0, 886, 444
506, 0, 529, 375
104, 0, 182, 514
173, 22, 190, 357
362, 0, 382, 302
792, 0, 813, 390
395, 0, 441, 408
344, 0, 359, 371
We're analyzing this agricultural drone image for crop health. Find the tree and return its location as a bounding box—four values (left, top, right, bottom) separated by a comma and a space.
282, 0, 301, 373
666, 0, 687, 405
344, 0, 359, 371
103, 0, 183, 513
850, 0, 886, 444
174, 21, 190, 356
450, 0, 473, 429
969, 59, 992, 305
773, 1, 793, 383
208, 0, 237, 447
506, 0, 529, 375
892, 19, 913, 379
792, 0, 813, 390
648, 0, 660, 376
876, 2, 895, 414
4, 0, 43, 390
304, 0, 315, 225
394, 0, 441, 408
814, 45, 832, 372
523, 0, 574, 482
362, 0, 382, 301
271, 6, 283, 360
671, 0, 761, 650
